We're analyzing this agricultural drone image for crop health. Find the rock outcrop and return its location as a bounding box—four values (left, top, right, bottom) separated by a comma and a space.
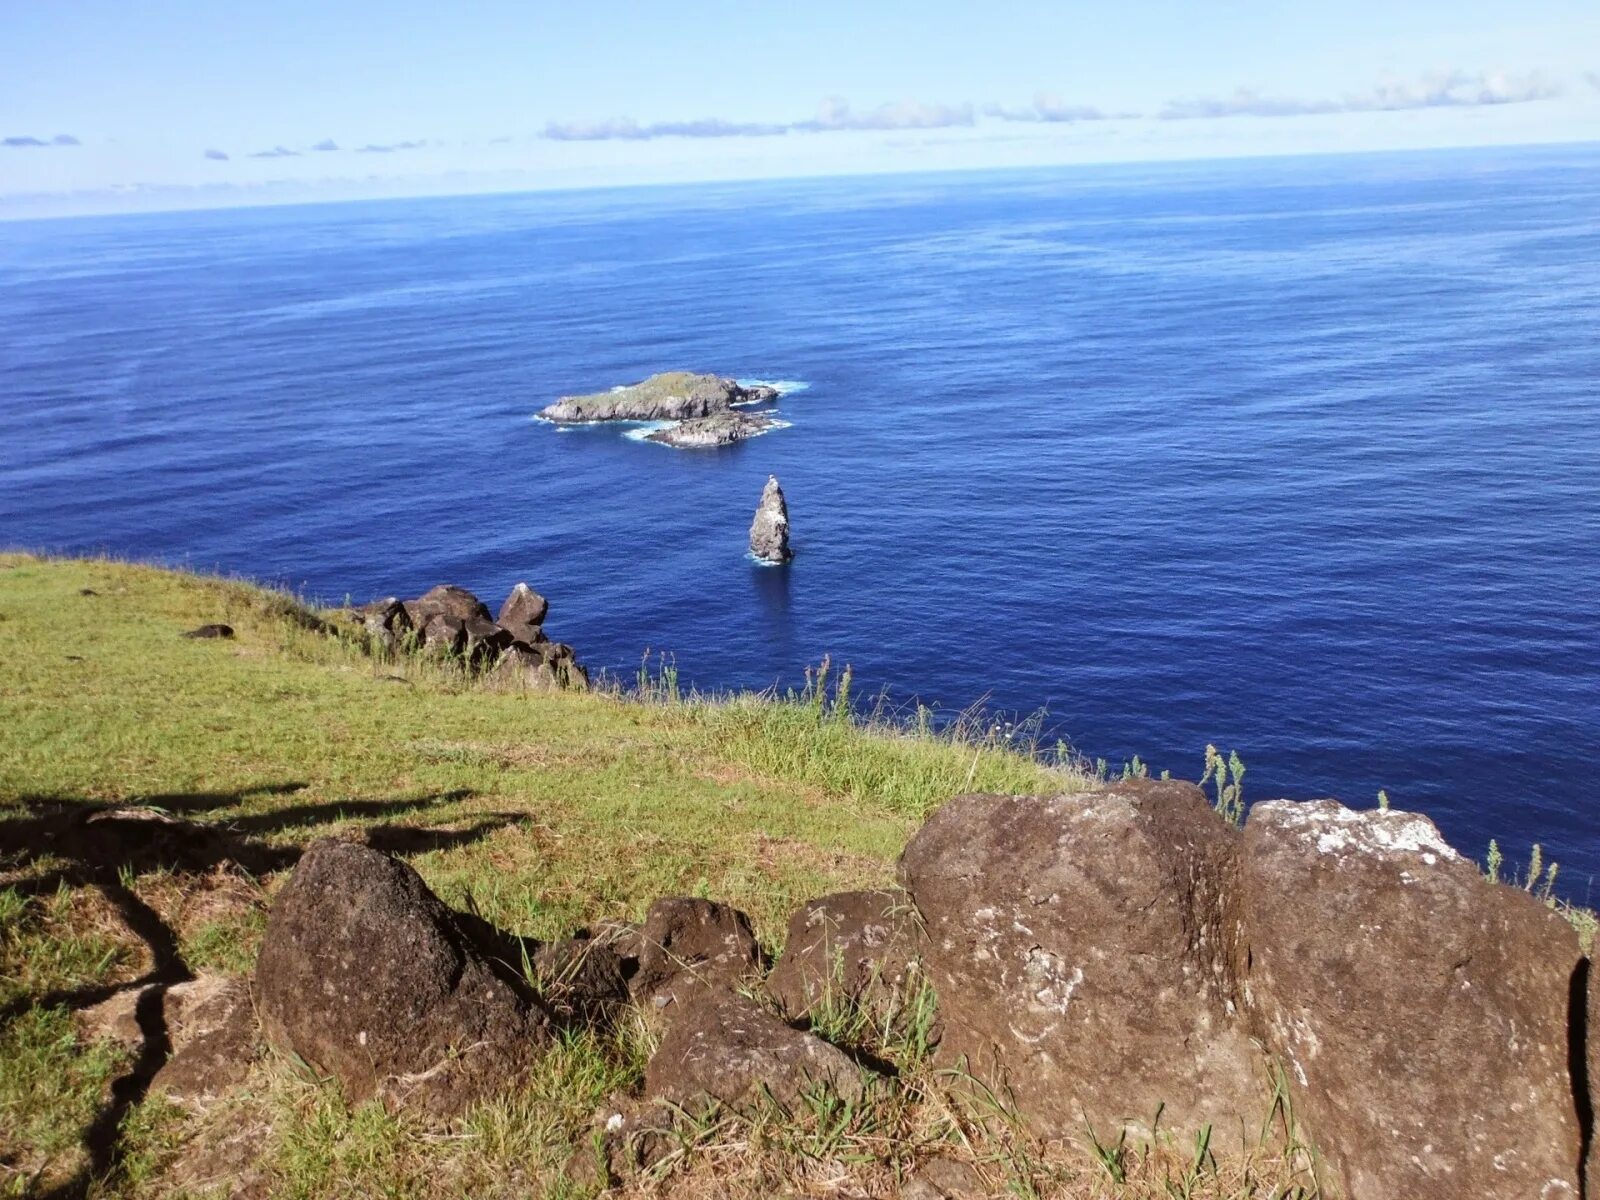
254, 840, 555, 1117
749, 475, 793, 564
403, 583, 492, 626
644, 410, 779, 449
1238, 800, 1586, 1200
539, 372, 778, 424
765, 889, 924, 1025
354, 581, 586, 690
496, 582, 548, 641
902, 783, 1592, 1197
900, 780, 1264, 1140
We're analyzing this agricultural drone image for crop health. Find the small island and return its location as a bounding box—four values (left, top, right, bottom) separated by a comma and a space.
538, 371, 786, 448
645, 410, 781, 448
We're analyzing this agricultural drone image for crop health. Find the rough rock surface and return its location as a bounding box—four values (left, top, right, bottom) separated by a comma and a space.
765, 889, 924, 1023
533, 935, 632, 1026
644, 990, 871, 1113
1589, 960, 1599, 1198
254, 839, 553, 1117
359, 597, 414, 652
420, 612, 467, 656
405, 583, 492, 625
1239, 800, 1586, 1200
80, 974, 259, 1109
899, 780, 1264, 1139
749, 475, 794, 564
539, 371, 777, 423
461, 615, 514, 662
496, 581, 548, 640
151, 975, 258, 1108
645, 410, 779, 449
486, 641, 586, 691
486, 644, 560, 690
631, 897, 763, 1009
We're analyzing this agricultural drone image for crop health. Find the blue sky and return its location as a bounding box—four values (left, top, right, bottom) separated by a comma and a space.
1, 0, 1596, 215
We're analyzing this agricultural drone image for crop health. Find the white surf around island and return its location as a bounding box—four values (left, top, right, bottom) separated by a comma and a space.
535, 377, 809, 449
745, 549, 793, 567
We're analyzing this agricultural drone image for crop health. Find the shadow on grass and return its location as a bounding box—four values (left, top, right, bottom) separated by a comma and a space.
0, 784, 521, 1200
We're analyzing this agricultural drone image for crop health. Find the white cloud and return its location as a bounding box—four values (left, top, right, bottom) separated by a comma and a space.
1160, 70, 1560, 120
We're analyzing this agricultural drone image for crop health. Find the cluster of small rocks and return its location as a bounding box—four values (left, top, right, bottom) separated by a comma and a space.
355, 581, 587, 690
243, 785, 1592, 1199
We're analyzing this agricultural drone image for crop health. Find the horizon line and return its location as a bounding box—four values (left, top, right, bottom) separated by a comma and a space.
3, 134, 1598, 226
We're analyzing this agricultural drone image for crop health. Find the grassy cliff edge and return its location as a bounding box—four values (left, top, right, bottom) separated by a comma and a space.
1, 553, 1324, 1198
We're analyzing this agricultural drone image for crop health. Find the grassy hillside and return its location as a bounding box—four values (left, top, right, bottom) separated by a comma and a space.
0, 553, 1318, 1199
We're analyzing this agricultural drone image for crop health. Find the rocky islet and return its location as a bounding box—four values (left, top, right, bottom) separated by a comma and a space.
538, 371, 783, 446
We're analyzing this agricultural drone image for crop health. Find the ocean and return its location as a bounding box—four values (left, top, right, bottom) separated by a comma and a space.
3, 143, 1598, 887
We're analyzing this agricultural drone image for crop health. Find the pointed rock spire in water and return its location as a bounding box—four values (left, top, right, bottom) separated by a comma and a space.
749, 475, 793, 564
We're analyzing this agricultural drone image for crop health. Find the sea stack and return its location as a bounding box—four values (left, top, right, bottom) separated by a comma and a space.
749, 475, 793, 565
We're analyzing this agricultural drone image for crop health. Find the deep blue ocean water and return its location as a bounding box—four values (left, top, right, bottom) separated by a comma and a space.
4, 144, 1598, 886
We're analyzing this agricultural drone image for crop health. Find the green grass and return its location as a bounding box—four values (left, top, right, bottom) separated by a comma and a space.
0, 552, 1126, 1197
2, 551, 1588, 1199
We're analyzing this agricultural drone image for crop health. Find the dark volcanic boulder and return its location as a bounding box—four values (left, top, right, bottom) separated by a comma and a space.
765, 889, 924, 1024
420, 613, 466, 655
486, 640, 586, 691
899, 780, 1265, 1140
1238, 800, 1586, 1200
631, 897, 763, 1009
461, 616, 513, 662
497, 582, 549, 641
749, 474, 793, 564
486, 643, 561, 691
644, 990, 871, 1113
405, 584, 492, 626
533, 935, 632, 1027
359, 597, 414, 652
254, 840, 553, 1117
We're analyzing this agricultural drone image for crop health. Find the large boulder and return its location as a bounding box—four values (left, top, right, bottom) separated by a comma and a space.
485, 641, 586, 691
899, 780, 1265, 1140
254, 840, 553, 1117
359, 597, 414, 653
643, 990, 871, 1114
419, 612, 467, 656
404, 584, 492, 626
486, 643, 561, 691
1238, 800, 1587, 1200
765, 889, 925, 1026
496, 582, 549, 642
461, 616, 513, 663
631, 897, 763, 1009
